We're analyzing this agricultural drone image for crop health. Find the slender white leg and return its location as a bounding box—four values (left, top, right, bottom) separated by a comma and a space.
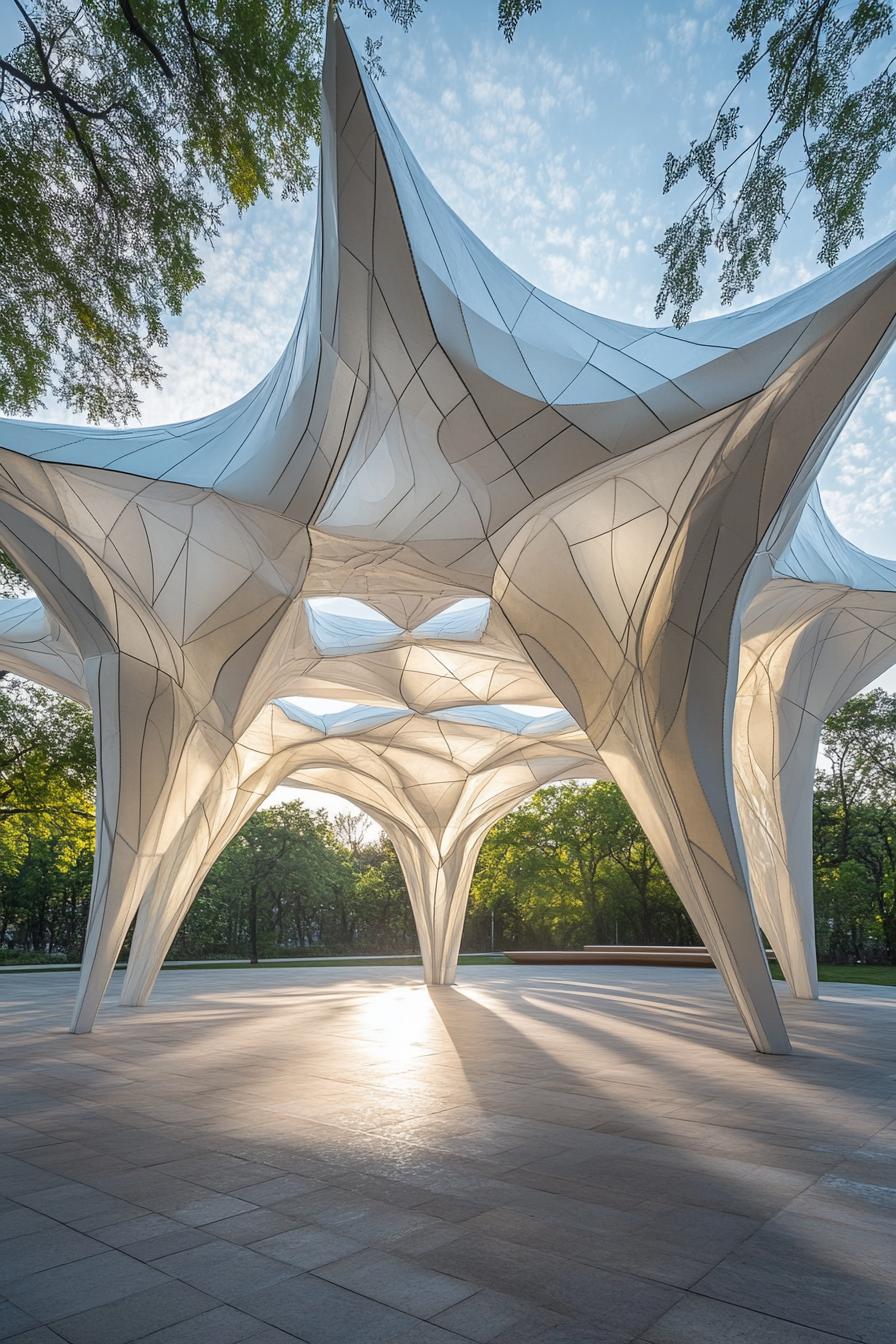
601, 702, 790, 1054
72, 655, 199, 1034
388, 830, 486, 985
120, 783, 263, 1006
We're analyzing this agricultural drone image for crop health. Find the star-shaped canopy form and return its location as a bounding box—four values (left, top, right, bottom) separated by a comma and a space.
0, 15, 894, 1050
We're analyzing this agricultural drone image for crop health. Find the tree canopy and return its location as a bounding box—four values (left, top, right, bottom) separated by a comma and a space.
467, 781, 695, 950
0, 675, 94, 874
0, 677, 95, 956
0, 0, 541, 423
814, 688, 896, 962
657, 0, 896, 326
5, 0, 893, 415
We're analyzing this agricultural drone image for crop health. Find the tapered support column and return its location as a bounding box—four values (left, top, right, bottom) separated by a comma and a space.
733, 667, 820, 999
734, 547, 896, 1001
119, 700, 600, 1008
493, 431, 794, 1053
71, 656, 205, 1032
122, 788, 485, 1004
737, 752, 819, 999
120, 779, 263, 1006
387, 829, 487, 985
601, 701, 790, 1054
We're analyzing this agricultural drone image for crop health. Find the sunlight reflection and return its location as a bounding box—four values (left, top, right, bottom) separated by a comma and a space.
357, 982, 443, 1063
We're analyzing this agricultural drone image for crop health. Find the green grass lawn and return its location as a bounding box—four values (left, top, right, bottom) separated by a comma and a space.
770, 961, 896, 986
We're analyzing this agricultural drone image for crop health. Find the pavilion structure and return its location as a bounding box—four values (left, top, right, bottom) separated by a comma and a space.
0, 16, 894, 1052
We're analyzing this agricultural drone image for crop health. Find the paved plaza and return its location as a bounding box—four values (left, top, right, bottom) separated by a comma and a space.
1, 965, 894, 1343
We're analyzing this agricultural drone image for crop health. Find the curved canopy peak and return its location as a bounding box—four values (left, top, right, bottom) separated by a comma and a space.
775, 484, 896, 592
0, 14, 892, 528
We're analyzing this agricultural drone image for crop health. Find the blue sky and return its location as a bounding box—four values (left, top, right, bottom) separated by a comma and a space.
78, 0, 896, 560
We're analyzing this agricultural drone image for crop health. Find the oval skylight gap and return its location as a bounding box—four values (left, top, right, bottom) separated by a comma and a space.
413, 598, 491, 639
305, 596, 400, 625
275, 697, 412, 735
499, 703, 562, 717
429, 704, 578, 733
279, 695, 366, 714
305, 597, 405, 655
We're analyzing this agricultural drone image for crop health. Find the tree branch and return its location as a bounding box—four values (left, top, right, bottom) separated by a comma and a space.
0, 54, 123, 120
116, 0, 173, 78
11, 1, 117, 198
176, 0, 206, 86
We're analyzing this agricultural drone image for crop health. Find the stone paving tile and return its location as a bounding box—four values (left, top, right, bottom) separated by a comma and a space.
81, 1168, 254, 1224
15, 1182, 142, 1230
376, 1325, 473, 1343
252, 1225, 366, 1269
92, 1140, 202, 1168
667, 1131, 846, 1175
2, 967, 896, 1343
695, 1209, 896, 1343
0, 1209, 59, 1243
313, 1248, 476, 1317
0, 1227, 104, 1287
270, 1188, 445, 1247
487, 1197, 758, 1286
416, 1231, 682, 1337
162, 1193, 257, 1226
538, 1328, 622, 1344
3, 1251, 167, 1324
538, 1146, 819, 1221
221, 1147, 344, 1185
633, 1204, 762, 1259
813, 1153, 896, 1195
0, 1303, 38, 1341
203, 1209, 298, 1245
335, 1172, 440, 1209
135, 1304, 275, 1344
238, 1330, 307, 1344
464, 1182, 649, 1240
8, 1144, 96, 1173
429, 1287, 567, 1342
461, 1207, 709, 1289
90, 1214, 196, 1248
2, 1329, 69, 1343
49, 1279, 215, 1344
641, 1292, 857, 1342
233, 1272, 436, 1343
783, 1172, 896, 1236
97, 1223, 213, 1262
382, 1222, 466, 1257
0, 1158, 69, 1199
412, 1196, 488, 1224
153, 1156, 285, 1193
230, 1175, 324, 1206
0, 1125, 43, 1154
151, 1240, 301, 1301
67, 1207, 149, 1235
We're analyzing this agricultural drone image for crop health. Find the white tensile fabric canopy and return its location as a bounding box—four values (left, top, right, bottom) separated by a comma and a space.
1, 18, 895, 1050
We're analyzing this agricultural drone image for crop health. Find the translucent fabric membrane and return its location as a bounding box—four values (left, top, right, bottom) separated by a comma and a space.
0, 17, 893, 1050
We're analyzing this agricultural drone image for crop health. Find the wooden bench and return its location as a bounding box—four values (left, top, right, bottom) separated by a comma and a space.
504, 948, 715, 966
504, 945, 776, 967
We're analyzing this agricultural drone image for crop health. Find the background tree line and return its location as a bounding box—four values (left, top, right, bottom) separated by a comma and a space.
2, 677, 896, 966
